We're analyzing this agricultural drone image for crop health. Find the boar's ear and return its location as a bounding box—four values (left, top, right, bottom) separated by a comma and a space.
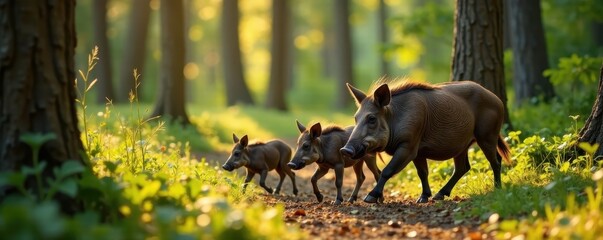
309, 123, 322, 139
296, 120, 306, 133
232, 133, 239, 143
373, 84, 391, 108
240, 135, 249, 147
346, 83, 366, 106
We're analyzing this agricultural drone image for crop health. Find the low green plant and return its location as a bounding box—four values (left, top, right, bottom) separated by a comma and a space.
0, 47, 304, 239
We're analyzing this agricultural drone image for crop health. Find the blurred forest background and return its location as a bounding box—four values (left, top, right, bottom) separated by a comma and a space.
76, 0, 603, 133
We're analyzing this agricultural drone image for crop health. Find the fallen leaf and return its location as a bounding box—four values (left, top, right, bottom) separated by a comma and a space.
293, 209, 306, 216
350, 209, 360, 215
468, 232, 482, 240
406, 230, 418, 238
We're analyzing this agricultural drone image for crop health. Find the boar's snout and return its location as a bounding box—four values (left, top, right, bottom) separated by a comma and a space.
340, 145, 355, 158
222, 164, 234, 171
340, 143, 366, 160
287, 162, 304, 170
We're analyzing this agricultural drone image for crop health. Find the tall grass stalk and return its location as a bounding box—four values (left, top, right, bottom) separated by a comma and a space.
132, 69, 147, 171
75, 46, 99, 158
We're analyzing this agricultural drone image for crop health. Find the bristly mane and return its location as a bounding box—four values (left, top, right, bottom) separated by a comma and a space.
321, 125, 345, 135
248, 141, 265, 146
369, 77, 440, 96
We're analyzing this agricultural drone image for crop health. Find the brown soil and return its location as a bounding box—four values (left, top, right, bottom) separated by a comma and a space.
196, 140, 492, 240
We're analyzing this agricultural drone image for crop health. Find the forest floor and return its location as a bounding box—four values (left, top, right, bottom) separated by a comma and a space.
199, 139, 492, 240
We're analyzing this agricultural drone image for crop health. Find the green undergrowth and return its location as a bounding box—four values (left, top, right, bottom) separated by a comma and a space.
388, 123, 602, 239
0, 49, 304, 239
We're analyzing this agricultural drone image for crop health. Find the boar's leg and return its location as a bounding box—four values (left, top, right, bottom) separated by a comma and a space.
365, 144, 417, 203
365, 155, 381, 181
258, 170, 274, 194
273, 168, 286, 195
477, 138, 502, 188
333, 163, 345, 205
348, 161, 366, 202
283, 167, 298, 196
434, 151, 470, 200
242, 171, 255, 193
413, 157, 432, 203
311, 167, 329, 203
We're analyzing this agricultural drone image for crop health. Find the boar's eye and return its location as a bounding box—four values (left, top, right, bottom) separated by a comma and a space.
233, 151, 241, 157
302, 143, 310, 150
367, 115, 377, 125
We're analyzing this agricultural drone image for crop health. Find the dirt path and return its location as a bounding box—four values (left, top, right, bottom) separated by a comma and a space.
196, 140, 490, 239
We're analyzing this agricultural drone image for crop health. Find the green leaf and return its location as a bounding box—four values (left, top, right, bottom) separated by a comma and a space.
22, 161, 47, 176
20, 133, 56, 148
104, 161, 118, 173
57, 179, 78, 197
139, 180, 161, 202
57, 161, 85, 177
0, 172, 25, 187
578, 142, 599, 155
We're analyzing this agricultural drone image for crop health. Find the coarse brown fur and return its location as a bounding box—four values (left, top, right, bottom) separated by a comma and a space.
341, 79, 511, 203
288, 121, 382, 204
223, 134, 298, 195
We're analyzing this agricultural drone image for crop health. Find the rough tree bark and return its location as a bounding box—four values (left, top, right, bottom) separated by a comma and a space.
450, 0, 512, 128
578, 64, 603, 159
265, 0, 290, 111
221, 0, 254, 106
0, 0, 84, 208
334, 0, 354, 109
507, 0, 555, 105
92, 0, 115, 103
150, 0, 190, 124
117, 0, 150, 103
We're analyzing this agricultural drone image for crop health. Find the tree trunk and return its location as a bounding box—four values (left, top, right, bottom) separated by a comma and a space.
507, 0, 555, 105
578, 64, 603, 159
221, 0, 254, 106
334, 0, 354, 109
117, 0, 150, 103
92, 0, 115, 104
377, 0, 389, 77
265, 0, 290, 111
450, 0, 512, 128
151, 0, 190, 124
0, 0, 84, 211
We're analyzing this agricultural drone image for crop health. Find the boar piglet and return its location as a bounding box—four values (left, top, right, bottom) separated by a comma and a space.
222, 134, 298, 195
287, 121, 381, 204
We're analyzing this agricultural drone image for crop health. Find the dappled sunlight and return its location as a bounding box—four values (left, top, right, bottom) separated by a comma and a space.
188, 25, 204, 42
183, 62, 200, 80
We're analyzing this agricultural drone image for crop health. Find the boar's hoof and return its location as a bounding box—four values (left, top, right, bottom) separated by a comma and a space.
265, 188, 274, 194
416, 196, 429, 203
364, 191, 382, 204
347, 196, 357, 202
315, 193, 324, 203
293, 189, 299, 196
433, 192, 446, 200
333, 199, 343, 205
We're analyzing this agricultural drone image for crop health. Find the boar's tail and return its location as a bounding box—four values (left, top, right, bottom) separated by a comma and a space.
497, 135, 512, 165
377, 152, 385, 163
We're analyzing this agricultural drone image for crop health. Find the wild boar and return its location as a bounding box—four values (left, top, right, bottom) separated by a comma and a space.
288, 121, 381, 204
341, 81, 511, 203
223, 134, 298, 195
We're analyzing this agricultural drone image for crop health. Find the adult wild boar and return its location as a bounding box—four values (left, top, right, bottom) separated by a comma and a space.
222, 134, 298, 195
340, 80, 511, 203
287, 121, 381, 205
